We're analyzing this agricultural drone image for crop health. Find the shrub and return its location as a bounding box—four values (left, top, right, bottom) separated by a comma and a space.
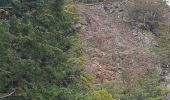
88, 89, 114, 100
102, 71, 170, 100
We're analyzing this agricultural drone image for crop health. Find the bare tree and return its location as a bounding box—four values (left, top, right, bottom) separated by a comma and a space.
126, 0, 169, 36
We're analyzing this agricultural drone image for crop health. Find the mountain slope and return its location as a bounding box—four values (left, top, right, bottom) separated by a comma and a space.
77, 4, 159, 84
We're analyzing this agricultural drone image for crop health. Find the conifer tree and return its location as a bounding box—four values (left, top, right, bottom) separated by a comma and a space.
0, 0, 88, 99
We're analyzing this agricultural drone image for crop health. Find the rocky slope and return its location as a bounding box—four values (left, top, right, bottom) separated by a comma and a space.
77, 4, 160, 84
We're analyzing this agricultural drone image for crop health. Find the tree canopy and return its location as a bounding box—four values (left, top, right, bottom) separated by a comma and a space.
0, 0, 89, 99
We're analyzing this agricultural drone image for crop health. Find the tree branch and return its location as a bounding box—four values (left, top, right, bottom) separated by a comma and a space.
0, 89, 16, 99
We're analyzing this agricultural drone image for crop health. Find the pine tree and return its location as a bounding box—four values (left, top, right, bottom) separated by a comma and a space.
0, 0, 88, 99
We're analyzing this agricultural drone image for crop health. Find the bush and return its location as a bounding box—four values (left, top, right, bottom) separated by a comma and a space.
88, 89, 114, 100
102, 71, 170, 100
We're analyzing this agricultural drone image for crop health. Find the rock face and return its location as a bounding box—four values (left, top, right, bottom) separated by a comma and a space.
77, 4, 159, 84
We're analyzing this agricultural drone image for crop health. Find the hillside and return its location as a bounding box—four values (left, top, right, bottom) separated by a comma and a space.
0, 0, 169, 99
77, 4, 159, 84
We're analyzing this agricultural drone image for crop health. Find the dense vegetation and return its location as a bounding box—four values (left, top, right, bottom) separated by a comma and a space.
0, 0, 170, 100
0, 0, 90, 99
102, 72, 170, 100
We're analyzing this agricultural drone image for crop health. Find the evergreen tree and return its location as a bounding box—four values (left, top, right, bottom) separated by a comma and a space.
0, 0, 88, 99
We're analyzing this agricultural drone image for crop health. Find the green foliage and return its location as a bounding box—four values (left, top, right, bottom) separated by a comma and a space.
88, 89, 114, 100
0, 0, 90, 99
0, 0, 169, 100
157, 32, 170, 61
102, 72, 169, 100
0, 0, 10, 6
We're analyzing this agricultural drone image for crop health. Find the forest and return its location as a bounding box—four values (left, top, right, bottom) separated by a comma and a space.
0, 0, 170, 100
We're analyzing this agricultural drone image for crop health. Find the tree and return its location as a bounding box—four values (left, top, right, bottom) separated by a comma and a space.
0, 0, 89, 99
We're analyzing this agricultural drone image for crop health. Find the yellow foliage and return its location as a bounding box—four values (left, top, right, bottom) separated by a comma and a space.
64, 3, 81, 22
88, 89, 115, 100
64, 3, 77, 13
